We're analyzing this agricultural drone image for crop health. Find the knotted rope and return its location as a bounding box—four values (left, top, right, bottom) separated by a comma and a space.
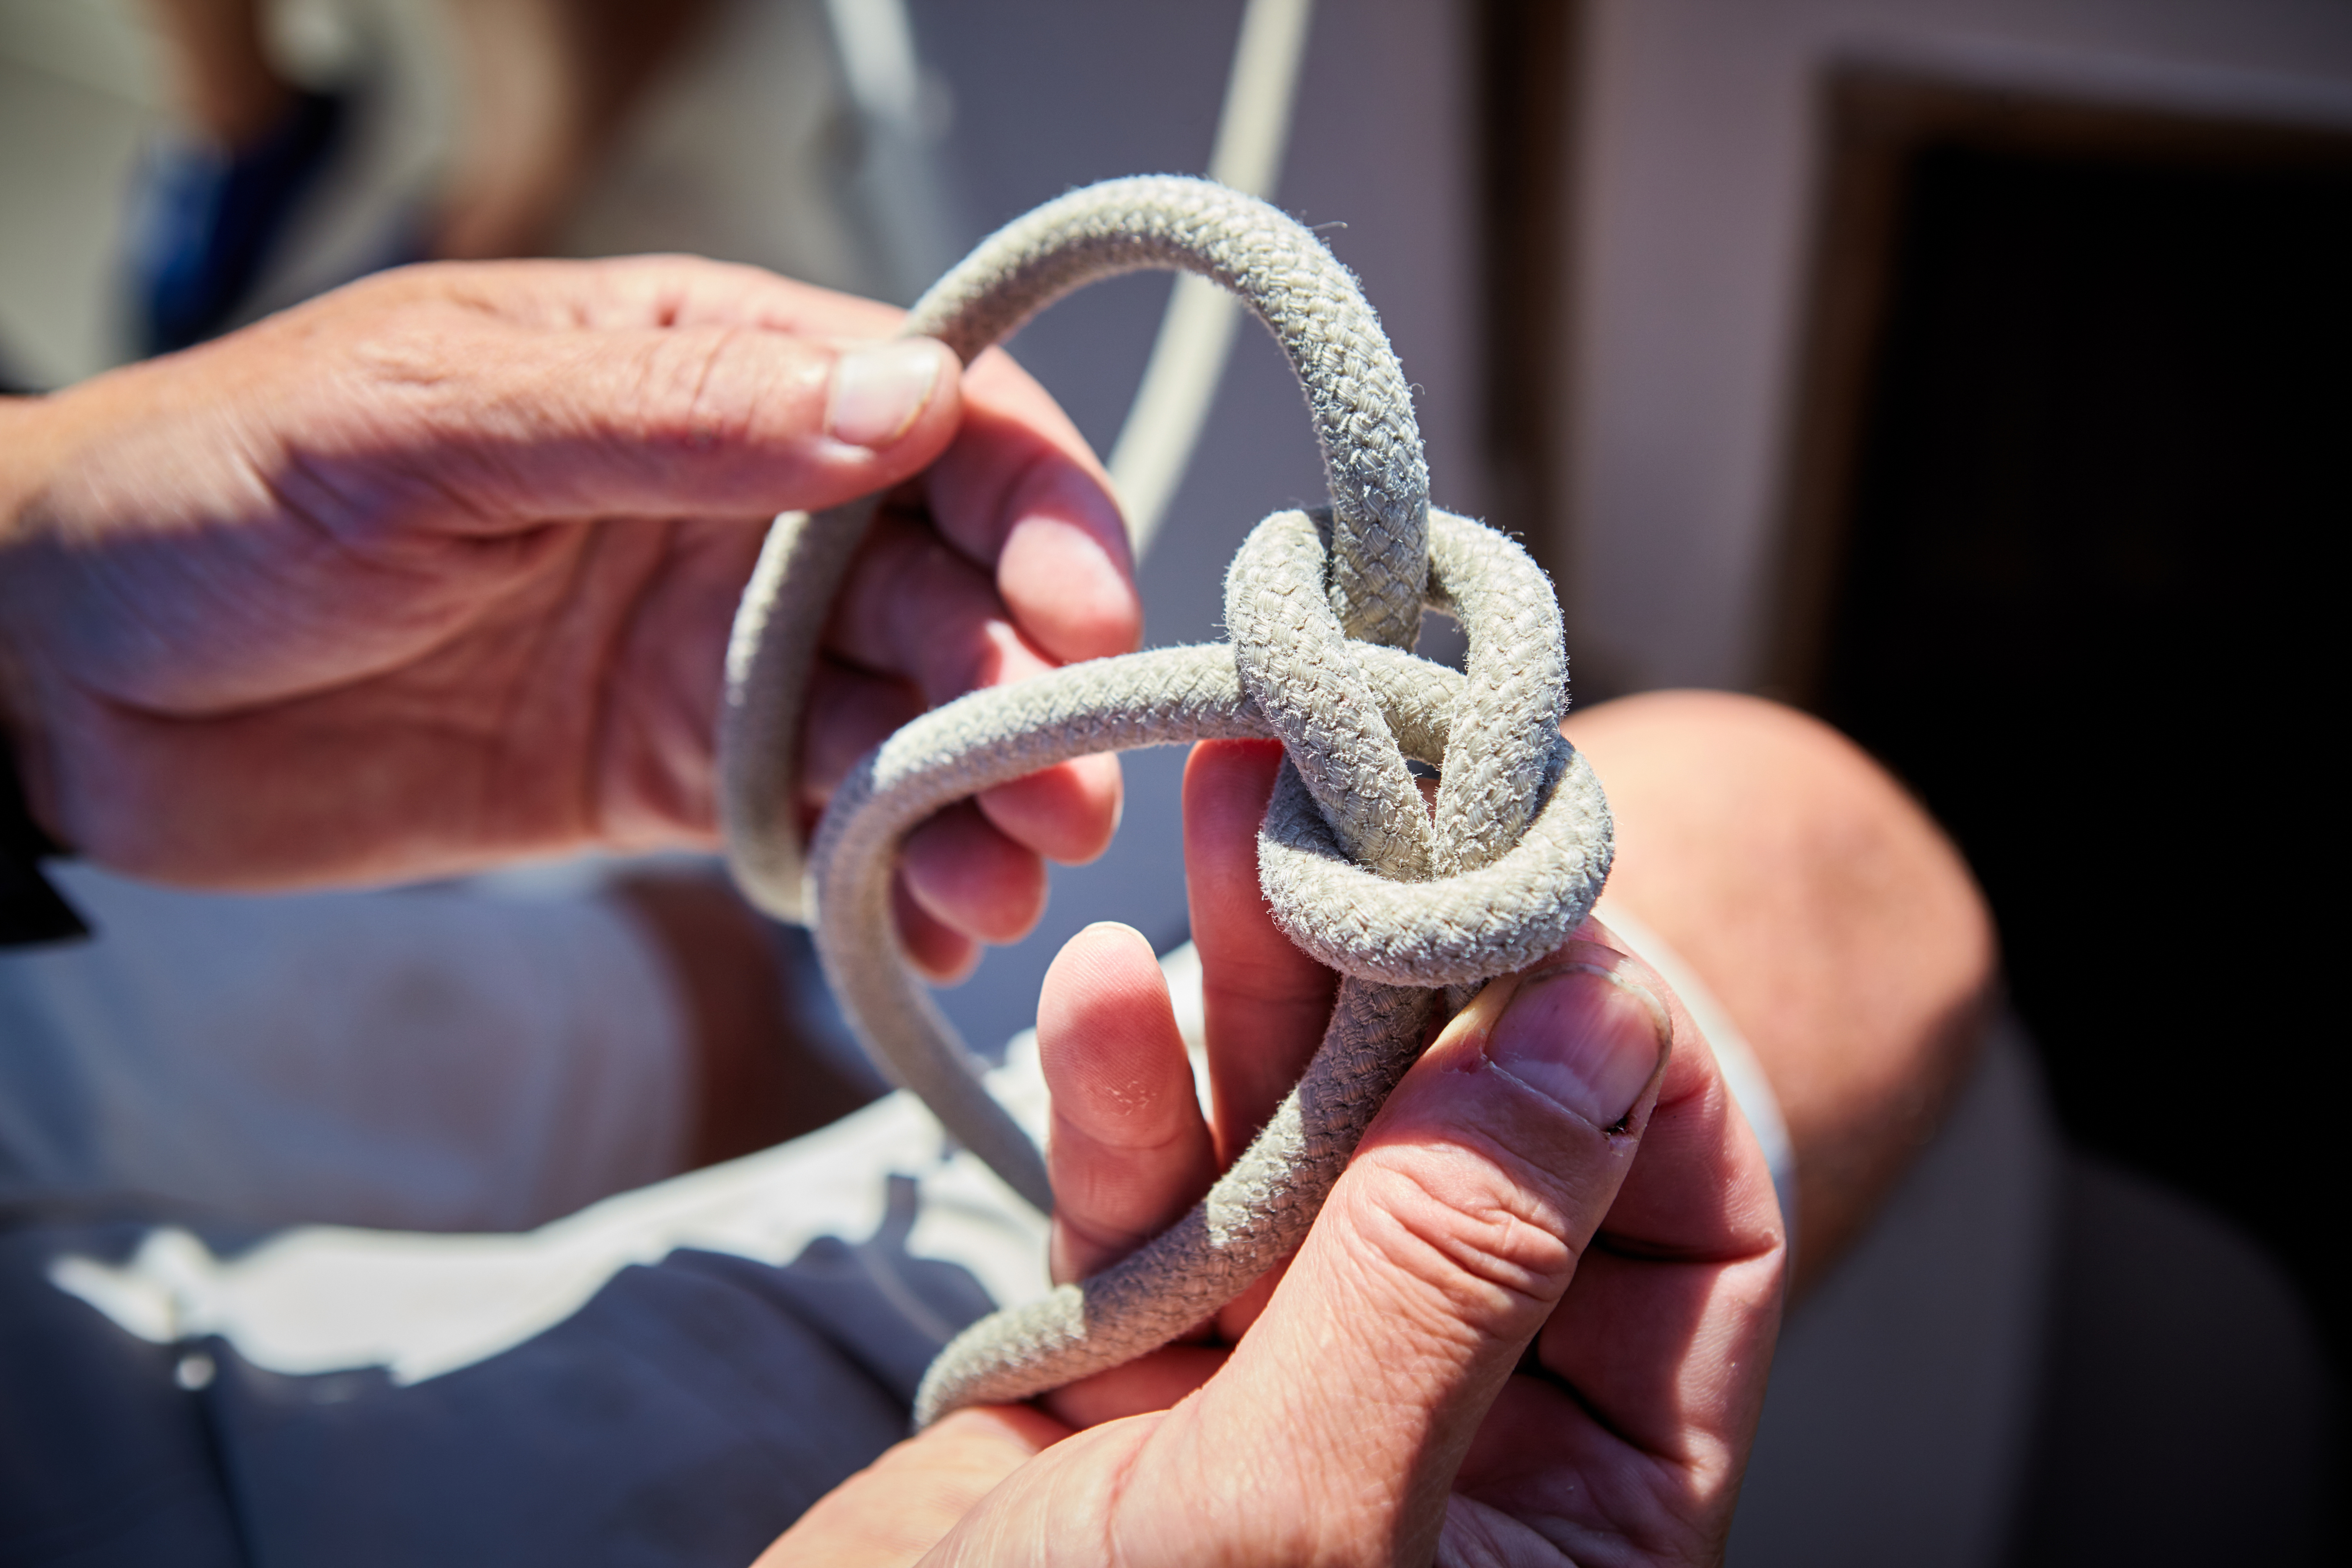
718, 176, 1613, 1428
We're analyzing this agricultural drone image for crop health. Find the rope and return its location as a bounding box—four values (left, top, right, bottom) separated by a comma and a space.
717, 176, 1614, 1427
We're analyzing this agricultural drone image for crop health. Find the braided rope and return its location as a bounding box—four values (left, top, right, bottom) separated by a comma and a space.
716, 176, 1613, 1427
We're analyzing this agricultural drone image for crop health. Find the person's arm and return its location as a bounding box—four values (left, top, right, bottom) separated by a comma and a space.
768, 738, 1789, 1565
0, 255, 1139, 973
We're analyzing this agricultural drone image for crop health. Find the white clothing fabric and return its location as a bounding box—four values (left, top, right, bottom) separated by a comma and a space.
31, 930, 1785, 1401
0, 864, 693, 1235
35, 946, 1219, 1386
46, 1032, 1054, 1388
13, 883, 2061, 1568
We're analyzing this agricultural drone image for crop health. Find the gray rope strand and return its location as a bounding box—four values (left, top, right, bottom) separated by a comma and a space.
914, 976, 1438, 1422
716, 176, 1614, 1425
894, 513, 1608, 1424
720, 175, 1431, 925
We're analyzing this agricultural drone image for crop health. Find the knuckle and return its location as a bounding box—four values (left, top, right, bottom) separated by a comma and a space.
1049, 1164, 1171, 1249
843, 515, 989, 625
627, 324, 833, 460
1337, 1148, 1577, 1327
637, 326, 768, 451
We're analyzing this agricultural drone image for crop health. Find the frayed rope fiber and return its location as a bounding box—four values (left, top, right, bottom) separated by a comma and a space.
717, 176, 1613, 1427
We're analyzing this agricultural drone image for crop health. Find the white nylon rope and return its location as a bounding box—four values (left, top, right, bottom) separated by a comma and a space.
718, 175, 1612, 1425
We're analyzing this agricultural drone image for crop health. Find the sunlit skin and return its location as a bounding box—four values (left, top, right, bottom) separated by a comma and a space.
1560, 692, 1996, 1292
768, 739, 1788, 1567
769, 690, 1994, 1562
0, 250, 1986, 1562
0, 256, 1140, 971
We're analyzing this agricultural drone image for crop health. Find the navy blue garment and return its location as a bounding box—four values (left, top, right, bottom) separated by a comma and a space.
2, 1205, 999, 1568
0, 1223, 245, 1567
124, 90, 346, 357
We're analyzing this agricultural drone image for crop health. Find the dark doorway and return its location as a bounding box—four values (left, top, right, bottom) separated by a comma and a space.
1778, 70, 2348, 1546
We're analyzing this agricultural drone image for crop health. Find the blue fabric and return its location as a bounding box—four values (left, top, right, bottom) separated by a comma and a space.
126, 90, 346, 356
0, 1224, 245, 1567
1, 1227, 996, 1568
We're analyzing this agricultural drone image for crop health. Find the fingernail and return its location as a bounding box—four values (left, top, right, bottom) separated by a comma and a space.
1080, 920, 1155, 957
1485, 964, 1669, 1128
827, 340, 945, 448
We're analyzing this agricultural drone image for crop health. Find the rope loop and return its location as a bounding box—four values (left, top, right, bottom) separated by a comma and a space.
715, 175, 1615, 1425
1233, 505, 1610, 988
904, 176, 1433, 649
721, 175, 1432, 926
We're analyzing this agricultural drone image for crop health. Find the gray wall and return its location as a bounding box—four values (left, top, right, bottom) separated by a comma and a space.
1560, 0, 2352, 694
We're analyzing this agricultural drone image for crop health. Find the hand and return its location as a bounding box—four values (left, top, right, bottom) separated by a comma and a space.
771, 739, 1788, 1565
0, 258, 1137, 973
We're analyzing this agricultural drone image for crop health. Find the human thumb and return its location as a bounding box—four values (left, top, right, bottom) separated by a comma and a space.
404, 322, 963, 522
1166, 943, 1672, 1563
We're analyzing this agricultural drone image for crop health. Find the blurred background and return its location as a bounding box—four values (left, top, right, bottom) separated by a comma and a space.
4, 0, 2347, 1560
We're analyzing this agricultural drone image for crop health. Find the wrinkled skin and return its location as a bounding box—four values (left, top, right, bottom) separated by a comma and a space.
0, 256, 1140, 974
769, 740, 1788, 1567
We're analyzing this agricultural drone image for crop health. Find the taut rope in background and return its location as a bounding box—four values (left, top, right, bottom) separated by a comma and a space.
718, 176, 1612, 1426
1106, 0, 1316, 556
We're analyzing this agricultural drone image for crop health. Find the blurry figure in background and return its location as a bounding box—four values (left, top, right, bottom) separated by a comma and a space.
126, 0, 713, 353
94, 0, 844, 1225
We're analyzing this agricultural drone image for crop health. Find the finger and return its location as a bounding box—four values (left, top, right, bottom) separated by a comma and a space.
1183, 738, 1339, 1339
452, 254, 910, 340
826, 510, 1125, 867
805, 663, 1069, 957
1139, 947, 1674, 1565
447, 263, 1137, 666
1437, 923, 1785, 1560
927, 348, 1139, 666
1182, 740, 1337, 1161
1037, 924, 1218, 1284
972, 752, 1122, 868
755, 1404, 1068, 1568
827, 507, 1039, 706
342, 297, 965, 526
1040, 1344, 1226, 1430
900, 803, 1047, 947
800, 659, 923, 805
1522, 918, 1786, 1465
893, 874, 977, 983
802, 653, 1113, 942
